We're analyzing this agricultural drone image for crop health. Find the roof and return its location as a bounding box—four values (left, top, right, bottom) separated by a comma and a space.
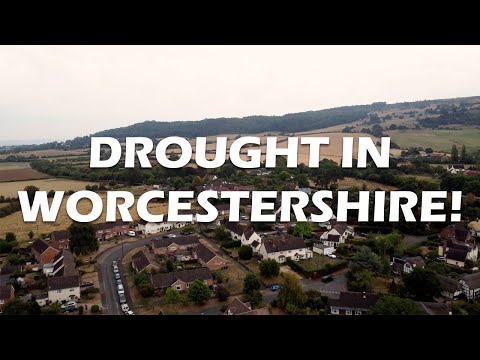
0, 285, 13, 299
238, 307, 270, 315
31, 239, 51, 254
225, 221, 247, 236
327, 234, 341, 243
468, 220, 480, 232
0, 265, 21, 275
449, 164, 465, 169
215, 204, 230, 211
405, 256, 426, 268
193, 244, 220, 263
132, 250, 153, 272
224, 297, 252, 315
151, 268, 213, 289
446, 248, 468, 262
48, 275, 80, 291
51, 230, 71, 241
329, 291, 379, 310
313, 243, 332, 250
461, 272, 480, 289
94, 220, 129, 231
436, 274, 461, 293
333, 223, 349, 235
262, 235, 306, 254
251, 240, 260, 248
440, 223, 473, 243
151, 235, 199, 249
416, 302, 450, 315
53, 249, 77, 277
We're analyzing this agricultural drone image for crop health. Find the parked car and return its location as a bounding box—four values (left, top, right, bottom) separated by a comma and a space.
127, 231, 136, 237
126, 310, 134, 315
118, 289, 125, 296
162, 235, 169, 238
119, 294, 127, 304
437, 256, 446, 262
321, 275, 334, 283
167, 234, 177, 238
117, 279, 123, 286
241, 216, 248, 220
81, 281, 94, 287
270, 284, 280, 292
113, 266, 119, 274
117, 284, 124, 291
121, 303, 130, 312
64, 304, 78, 312
61, 301, 77, 309
112, 260, 117, 267
328, 254, 337, 259
115, 273, 121, 280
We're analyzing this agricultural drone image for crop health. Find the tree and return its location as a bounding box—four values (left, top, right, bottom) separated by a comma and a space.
292, 222, 313, 238
296, 173, 309, 188
451, 145, 459, 162
279, 171, 291, 181
349, 247, 383, 274
346, 270, 374, 292
28, 231, 34, 240
243, 290, 263, 307
90, 304, 100, 313
238, 245, 253, 260
304, 289, 327, 311
277, 272, 306, 309
68, 222, 99, 255
23, 185, 40, 206
216, 285, 230, 301
3, 299, 41, 315
243, 272, 261, 294
138, 283, 155, 297
192, 176, 203, 186
214, 226, 231, 242
425, 147, 433, 154
369, 295, 423, 315
166, 259, 175, 272
188, 279, 211, 304
259, 259, 280, 277
460, 145, 467, 162
403, 268, 441, 301
5, 232, 16, 243
165, 288, 182, 307
465, 302, 480, 315
464, 193, 477, 207
374, 232, 403, 258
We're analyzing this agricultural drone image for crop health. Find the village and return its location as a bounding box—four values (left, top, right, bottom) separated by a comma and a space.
2, 152, 480, 316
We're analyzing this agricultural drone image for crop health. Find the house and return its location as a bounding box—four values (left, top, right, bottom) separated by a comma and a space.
312, 243, 335, 256
416, 302, 451, 315
94, 220, 130, 240
131, 250, 160, 273
151, 267, 213, 293
0, 285, 15, 310
31, 239, 59, 264
252, 168, 271, 176
151, 235, 200, 255
329, 291, 379, 315
47, 275, 81, 303
192, 244, 228, 271
51, 249, 77, 277
447, 164, 465, 174
320, 223, 354, 248
224, 297, 270, 315
436, 274, 462, 300
391, 256, 426, 275
438, 224, 478, 267
259, 235, 313, 263
215, 203, 230, 216
224, 221, 262, 247
136, 215, 193, 235
459, 273, 480, 300
468, 219, 480, 237
50, 230, 70, 250
251, 240, 262, 254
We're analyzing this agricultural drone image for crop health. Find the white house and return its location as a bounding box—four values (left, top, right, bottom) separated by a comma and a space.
447, 164, 465, 174
224, 222, 262, 247
436, 274, 463, 300
312, 243, 335, 256
259, 235, 313, 263
320, 223, 354, 248
136, 216, 193, 235
391, 256, 426, 275
459, 273, 480, 300
47, 275, 80, 303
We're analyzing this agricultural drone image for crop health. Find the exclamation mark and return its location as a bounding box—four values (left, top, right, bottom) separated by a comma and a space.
451, 191, 462, 222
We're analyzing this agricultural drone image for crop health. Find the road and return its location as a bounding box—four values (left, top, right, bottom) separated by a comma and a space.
193, 269, 347, 315
96, 228, 187, 315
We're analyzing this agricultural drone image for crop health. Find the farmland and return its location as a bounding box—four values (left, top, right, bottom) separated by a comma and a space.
0, 178, 97, 198
0, 168, 51, 182
337, 177, 398, 191
0, 194, 168, 243
0, 162, 32, 170
0, 148, 88, 160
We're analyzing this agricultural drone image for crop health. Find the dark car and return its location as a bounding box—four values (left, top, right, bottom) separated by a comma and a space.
321, 275, 334, 283
162, 235, 169, 238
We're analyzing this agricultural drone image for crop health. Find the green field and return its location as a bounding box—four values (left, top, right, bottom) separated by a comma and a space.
0, 162, 31, 170
388, 128, 480, 152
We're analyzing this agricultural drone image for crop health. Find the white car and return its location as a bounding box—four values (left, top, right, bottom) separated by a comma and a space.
126, 310, 134, 315
61, 301, 77, 309
167, 234, 177, 238
121, 303, 130, 312
127, 231, 136, 237
118, 289, 125, 296
117, 284, 124, 291
113, 266, 119, 274
115, 273, 121, 280
328, 254, 337, 259
112, 260, 117, 267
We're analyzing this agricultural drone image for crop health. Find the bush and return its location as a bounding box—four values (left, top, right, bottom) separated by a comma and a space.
221, 240, 241, 249
238, 246, 253, 260
89, 259, 97, 264
259, 259, 280, 277
220, 304, 229, 313
212, 270, 224, 284
216, 285, 230, 301
81, 287, 100, 299
90, 304, 100, 313
138, 283, 155, 297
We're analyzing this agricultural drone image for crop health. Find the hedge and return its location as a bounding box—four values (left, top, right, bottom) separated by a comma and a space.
287, 259, 348, 278
221, 240, 241, 249
355, 226, 393, 234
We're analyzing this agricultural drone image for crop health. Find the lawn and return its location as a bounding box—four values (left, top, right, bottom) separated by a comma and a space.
293, 253, 345, 274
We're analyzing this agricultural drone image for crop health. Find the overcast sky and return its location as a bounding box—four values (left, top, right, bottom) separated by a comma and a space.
1, 45, 480, 143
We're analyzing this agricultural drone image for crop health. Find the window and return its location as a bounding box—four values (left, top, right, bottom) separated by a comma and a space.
346, 310, 352, 315
331, 308, 339, 314
355, 311, 362, 315
70, 289, 75, 292
0, 299, 4, 304
176, 285, 182, 290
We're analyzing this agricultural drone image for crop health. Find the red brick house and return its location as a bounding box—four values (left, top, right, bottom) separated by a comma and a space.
192, 244, 228, 271
94, 220, 130, 241
151, 267, 213, 293
31, 239, 59, 264
151, 235, 200, 255
0, 285, 15, 310
51, 230, 71, 250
